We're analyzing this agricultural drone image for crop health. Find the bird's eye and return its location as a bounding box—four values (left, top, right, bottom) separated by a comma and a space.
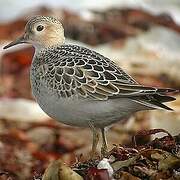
36, 25, 44, 31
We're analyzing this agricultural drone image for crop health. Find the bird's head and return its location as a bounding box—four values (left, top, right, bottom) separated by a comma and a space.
3, 16, 65, 50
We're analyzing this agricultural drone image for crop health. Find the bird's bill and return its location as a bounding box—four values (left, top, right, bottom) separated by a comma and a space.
3, 35, 27, 49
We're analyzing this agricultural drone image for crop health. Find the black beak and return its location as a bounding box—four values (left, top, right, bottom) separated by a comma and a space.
3, 35, 27, 49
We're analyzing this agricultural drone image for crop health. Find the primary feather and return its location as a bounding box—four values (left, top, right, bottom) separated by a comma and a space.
32, 44, 176, 110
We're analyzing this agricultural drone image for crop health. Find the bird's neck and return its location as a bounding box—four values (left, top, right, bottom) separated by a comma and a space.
34, 29, 65, 52
34, 39, 65, 53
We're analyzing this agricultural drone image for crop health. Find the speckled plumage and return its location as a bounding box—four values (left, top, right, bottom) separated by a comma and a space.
4, 16, 177, 156
30, 43, 176, 128
31, 44, 175, 100
31, 44, 137, 99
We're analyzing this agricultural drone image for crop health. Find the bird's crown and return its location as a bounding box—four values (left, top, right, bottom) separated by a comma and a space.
4, 16, 65, 50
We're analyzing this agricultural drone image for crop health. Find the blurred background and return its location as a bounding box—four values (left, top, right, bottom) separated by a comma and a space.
0, 0, 179, 179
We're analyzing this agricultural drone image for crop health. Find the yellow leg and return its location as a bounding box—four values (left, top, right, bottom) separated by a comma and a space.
101, 128, 108, 157
89, 122, 100, 159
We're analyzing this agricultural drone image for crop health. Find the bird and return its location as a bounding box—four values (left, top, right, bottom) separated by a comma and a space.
3, 16, 177, 158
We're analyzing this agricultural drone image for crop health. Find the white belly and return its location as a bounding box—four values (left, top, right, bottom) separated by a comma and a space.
32, 84, 145, 128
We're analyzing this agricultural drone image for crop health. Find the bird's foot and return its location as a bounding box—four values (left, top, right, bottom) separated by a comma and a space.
101, 145, 108, 158
89, 150, 99, 160
89, 122, 100, 160
100, 128, 108, 158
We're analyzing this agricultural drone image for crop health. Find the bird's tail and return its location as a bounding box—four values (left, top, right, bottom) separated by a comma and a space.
132, 88, 178, 111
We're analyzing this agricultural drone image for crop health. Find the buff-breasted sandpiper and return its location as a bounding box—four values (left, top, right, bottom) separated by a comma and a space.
3, 16, 177, 157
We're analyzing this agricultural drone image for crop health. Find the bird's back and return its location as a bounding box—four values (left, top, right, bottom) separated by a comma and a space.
31, 44, 176, 113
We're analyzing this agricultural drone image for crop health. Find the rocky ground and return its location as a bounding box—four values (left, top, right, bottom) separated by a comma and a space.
0, 5, 180, 180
